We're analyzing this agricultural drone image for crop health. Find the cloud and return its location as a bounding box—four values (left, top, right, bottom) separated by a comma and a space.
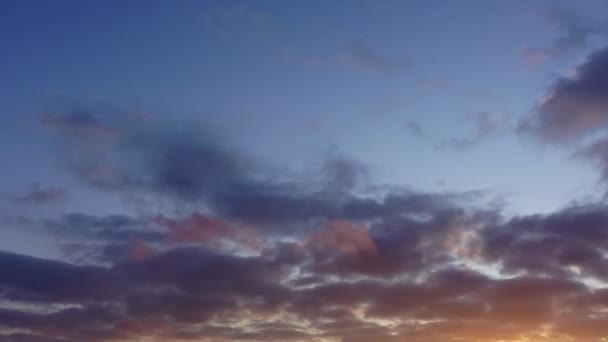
543, 6, 602, 55
406, 120, 423, 137
518, 46, 608, 185
0, 250, 127, 303
480, 203, 608, 281
42, 110, 253, 200
43, 109, 483, 227
15, 106, 608, 341
307, 220, 377, 256
5, 198, 608, 341
520, 6, 606, 63
40, 213, 161, 264
342, 39, 398, 73
437, 111, 508, 150
16, 184, 66, 205
153, 212, 263, 252
520, 47, 608, 142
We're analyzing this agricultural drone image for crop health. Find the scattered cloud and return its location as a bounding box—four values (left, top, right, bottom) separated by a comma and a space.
520, 6, 606, 64
4, 106, 608, 341
342, 38, 398, 73
518, 46, 608, 187
406, 120, 423, 137
4, 199, 608, 341
16, 184, 66, 205
205, 4, 274, 39
543, 6, 603, 55
437, 111, 508, 151
520, 46, 608, 142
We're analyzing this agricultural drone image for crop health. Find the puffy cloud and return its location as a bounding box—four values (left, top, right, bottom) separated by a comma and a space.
519, 6, 606, 64
543, 6, 603, 55
307, 220, 377, 256
480, 204, 608, 281
519, 46, 608, 186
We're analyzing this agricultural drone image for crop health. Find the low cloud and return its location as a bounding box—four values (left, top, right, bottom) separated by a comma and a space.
520, 47, 608, 142
519, 46, 608, 186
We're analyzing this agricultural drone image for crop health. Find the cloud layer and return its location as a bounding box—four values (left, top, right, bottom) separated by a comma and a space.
2, 105, 608, 341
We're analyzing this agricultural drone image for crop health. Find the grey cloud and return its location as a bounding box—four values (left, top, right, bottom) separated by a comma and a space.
520, 47, 608, 142
406, 120, 423, 137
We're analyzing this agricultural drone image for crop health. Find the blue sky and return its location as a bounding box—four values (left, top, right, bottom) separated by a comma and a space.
4, 2, 608, 341
2, 0, 604, 216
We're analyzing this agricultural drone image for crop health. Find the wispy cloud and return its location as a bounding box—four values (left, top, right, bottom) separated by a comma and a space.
406, 120, 423, 137
5, 90, 608, 341
15, 184, 66, 205
437, 111, 509, 151
342, 38, 399, 73
520, 6, 608, 64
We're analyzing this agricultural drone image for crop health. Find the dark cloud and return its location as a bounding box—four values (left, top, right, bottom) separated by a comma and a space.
38, 213, 161, 264
519, 46, 608, 185
520, 47, 608, 142
209, 4, 274, 39
578, 136, 608, 181
18, 108, 608, 341
2, 202, 608, 342
0, 250, 127, 303
480, 204, 608, 281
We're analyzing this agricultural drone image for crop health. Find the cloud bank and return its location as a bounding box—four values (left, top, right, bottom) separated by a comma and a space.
2, 103, 608, 341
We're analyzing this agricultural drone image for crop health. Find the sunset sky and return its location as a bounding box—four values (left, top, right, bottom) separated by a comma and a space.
3, 1, 608, 341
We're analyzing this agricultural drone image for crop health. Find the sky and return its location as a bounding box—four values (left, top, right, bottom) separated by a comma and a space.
4, 0, 608, 341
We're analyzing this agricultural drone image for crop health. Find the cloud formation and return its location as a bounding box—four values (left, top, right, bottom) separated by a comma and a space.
342, 39, 398, 73
519, 45, 608, 188
520, 47, 608, 142
520, 6, 607, 64
3, 108, 608, 341
4, 199, 608, 342
438, 111, 508, 150
16, 184, 66, 205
